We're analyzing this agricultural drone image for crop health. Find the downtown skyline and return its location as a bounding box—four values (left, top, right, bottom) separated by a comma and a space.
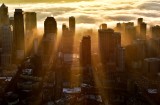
0, 1, 160, 104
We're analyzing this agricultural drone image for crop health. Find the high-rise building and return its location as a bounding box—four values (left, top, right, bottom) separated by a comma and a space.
137, 18, 147, 39
116, 23, 121, 31
61, 22, 74, 53
98, 24, 122, 66
14, 9, 25, 62
44, 17, 57, 36
0, 3, 9, 26
62, 23, 70, 36
138, 18, 143, 26
24, 12, 37, 33
42, 17, 57, 66
1, 25, 13, 66
24, 12, 37, 56
80, 35, 91, 67
69, 16, 75, 35
151, 25, 160, 39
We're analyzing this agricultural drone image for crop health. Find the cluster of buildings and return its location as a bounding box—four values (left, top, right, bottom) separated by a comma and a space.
0, 3, 160, 105
0, 3, 38, 68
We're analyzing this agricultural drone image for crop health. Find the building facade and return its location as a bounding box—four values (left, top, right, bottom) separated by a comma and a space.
13, 9, 25, 63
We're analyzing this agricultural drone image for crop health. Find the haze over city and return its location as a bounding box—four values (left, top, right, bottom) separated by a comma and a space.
1, 0, 160, 28
0, 0, 160, 105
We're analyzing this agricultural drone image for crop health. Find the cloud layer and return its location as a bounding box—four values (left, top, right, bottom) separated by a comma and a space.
4, 0, 160, 28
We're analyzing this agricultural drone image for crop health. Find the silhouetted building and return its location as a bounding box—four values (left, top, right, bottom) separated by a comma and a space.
116, 23, 121, 31
98, 24, 121, 65
115, 22, 136, 45
1, 25, 13, 67
0, 3, 9, 26
151, 25, 160, 39
62, 23, 70, 36
80, 35, 91, 67
42, 17, 57, 66
14, 9, 25, 63
137, 18, 143, 26
44, 17, 57, 36
137, 18, 147, 39
100, 23, 107, 29
125, 39, 147, 70
0, 3, 9, 50
69, 16, 75, 35
61, 22, 74, 53
24, 12, 37, 33
24, 12, 37, 56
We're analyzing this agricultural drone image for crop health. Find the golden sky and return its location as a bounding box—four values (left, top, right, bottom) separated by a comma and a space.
1, 0, 92, 3
1, 0, 160, 28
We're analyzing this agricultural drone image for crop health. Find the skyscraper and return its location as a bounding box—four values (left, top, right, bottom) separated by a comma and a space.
80, 35, 91, 67
44, 17, 57, 36
69, 16, 75, 35
138, 18, 143, 26
98, 24, 121, 65
0, 3, 9, 26
98, 24, 114, 63
62, 23, 70, 36
14, 9, 25, 62
0, 3, 9, 50
42, 17, 57, 66
24, 12, 37, 56
1, 25, 13, 66
24, 12, 37, 33
137, 18, 147, 39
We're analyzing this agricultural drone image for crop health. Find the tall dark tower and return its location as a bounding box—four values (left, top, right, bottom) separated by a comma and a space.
0, 3, 9, 26
44, 17, 57, 36
138, 18, 143, 26
14, 9, 25, 62
98, 23, 121, 64
80, 35, 91, 67
24, 12, 37, 33
69, 16, 75, 35
42, 17, 57, 66
137, 18, 146, 39
24, 12, 37, 56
